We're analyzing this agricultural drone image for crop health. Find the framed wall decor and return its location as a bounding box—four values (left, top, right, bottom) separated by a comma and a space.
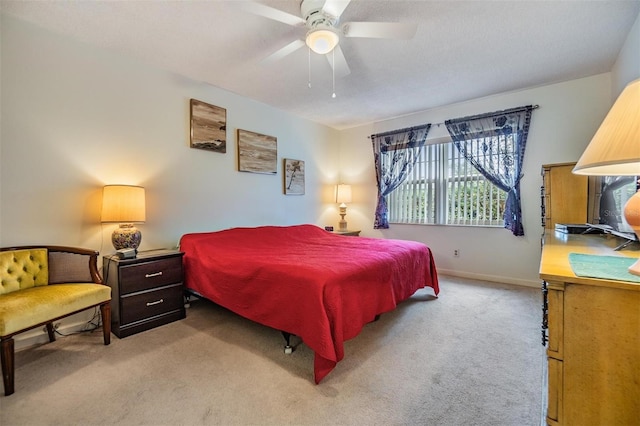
190, 98, 227, 153
284, 158, 305, 195
237, 129, 277, 174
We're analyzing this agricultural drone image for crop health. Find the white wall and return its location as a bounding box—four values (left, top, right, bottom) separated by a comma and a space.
339, 74, 613, 286
0, 15, 341, 254
612, 11, 640, 97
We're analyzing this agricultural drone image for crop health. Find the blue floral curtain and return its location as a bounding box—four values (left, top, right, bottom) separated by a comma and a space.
371, 124, 431, 229
445, 106, 535, 236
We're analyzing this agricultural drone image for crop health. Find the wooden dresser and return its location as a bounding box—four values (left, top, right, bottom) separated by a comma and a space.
539, 231, 640, 425
541, 162, 589, 230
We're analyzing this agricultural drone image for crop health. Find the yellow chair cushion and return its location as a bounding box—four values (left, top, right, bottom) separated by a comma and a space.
0, 249, 48, 295
0, 283, 111, 336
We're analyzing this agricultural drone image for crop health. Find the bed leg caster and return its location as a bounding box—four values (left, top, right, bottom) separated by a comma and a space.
282, 331, 294, 354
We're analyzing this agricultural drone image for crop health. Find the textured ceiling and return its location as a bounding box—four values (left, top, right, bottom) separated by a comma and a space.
2, 0, 639, 129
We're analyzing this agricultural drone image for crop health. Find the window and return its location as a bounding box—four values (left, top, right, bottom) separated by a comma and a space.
372, 105, 533, 235
387, 140, 507, 226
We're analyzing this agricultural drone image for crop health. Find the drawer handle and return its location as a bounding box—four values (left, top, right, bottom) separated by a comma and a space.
146, 299, 164, 306
145, 272, 163, 278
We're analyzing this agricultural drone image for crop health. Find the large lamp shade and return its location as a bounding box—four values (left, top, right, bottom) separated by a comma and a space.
573, 78, 640, 275
573, 78, 640, 176
101, 185, 146, 250
335, 184, 353, 204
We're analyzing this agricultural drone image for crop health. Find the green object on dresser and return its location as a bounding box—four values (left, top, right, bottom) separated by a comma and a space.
568, 252, 640, 283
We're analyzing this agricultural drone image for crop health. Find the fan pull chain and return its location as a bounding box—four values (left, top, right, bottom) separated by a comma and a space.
332, 49, 336, 98
308, 47, 312, 88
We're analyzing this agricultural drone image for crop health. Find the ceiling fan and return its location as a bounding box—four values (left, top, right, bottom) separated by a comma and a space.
240, 0, 418, 79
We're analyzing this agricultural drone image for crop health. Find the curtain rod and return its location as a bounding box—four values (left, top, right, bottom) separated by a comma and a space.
370, 123, 431, 139
369, 104, 539, 138
444, 104, 539, 124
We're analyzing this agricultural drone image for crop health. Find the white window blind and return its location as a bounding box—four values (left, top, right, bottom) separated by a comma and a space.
388, 140, 507, 226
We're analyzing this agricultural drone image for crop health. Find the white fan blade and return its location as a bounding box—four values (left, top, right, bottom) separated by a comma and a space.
239, 1, 305, 27
322, 0, 351, 18
326, 45, 351, 78
261, 39, 306, 65
342, 22, 418, 39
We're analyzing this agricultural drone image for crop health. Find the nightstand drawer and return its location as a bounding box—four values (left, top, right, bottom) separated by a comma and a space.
119, 256, 183, 294
120, 283, 184, 324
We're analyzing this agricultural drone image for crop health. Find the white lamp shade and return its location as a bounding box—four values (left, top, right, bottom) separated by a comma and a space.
572, 78, 640, 276
573, 78, 640, 176
336, 184, 352, 204
101, 185, 146, 223
306, 28, 339, 54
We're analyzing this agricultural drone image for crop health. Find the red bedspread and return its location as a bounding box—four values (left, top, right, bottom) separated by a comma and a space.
179, 224, 439, 383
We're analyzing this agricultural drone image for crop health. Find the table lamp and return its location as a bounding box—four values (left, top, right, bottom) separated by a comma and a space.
573, 78, 640, 275
101, 185, 146, 250
336, 184, 352, 231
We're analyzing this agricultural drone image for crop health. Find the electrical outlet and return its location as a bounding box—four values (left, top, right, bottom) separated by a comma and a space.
454, 249, 460, 257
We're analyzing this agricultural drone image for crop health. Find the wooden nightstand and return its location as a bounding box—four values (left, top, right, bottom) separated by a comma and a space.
332, 230, 361, 236
102, 249, 185, 338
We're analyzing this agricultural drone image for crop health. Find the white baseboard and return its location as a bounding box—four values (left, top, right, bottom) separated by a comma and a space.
438, 268, 541, 288
14, 319, 95, 351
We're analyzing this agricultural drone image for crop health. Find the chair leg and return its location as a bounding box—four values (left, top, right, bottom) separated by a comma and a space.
1, 337, 15, 396
100, 303, 111, 345
46, 323, 56, 342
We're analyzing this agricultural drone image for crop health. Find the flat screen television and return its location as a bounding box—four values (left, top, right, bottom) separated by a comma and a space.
587, 175, 639, 241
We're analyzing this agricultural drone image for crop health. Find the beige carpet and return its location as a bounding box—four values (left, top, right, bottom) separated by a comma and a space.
0, 276, 544, 425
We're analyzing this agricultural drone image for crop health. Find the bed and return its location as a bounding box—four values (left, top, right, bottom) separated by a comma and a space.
179, 224, 439, 383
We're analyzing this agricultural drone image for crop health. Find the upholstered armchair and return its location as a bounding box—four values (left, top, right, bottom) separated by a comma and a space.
0, 246, 111, 396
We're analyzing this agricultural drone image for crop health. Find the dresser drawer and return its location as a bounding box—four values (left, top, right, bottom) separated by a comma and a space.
546, 287, 564, 358
119, 256, 183, 294
547, 358, 563, 424
120, 283, 184, 325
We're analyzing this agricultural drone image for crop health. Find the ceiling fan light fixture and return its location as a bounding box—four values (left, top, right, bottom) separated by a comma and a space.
306, 28, 339, 54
